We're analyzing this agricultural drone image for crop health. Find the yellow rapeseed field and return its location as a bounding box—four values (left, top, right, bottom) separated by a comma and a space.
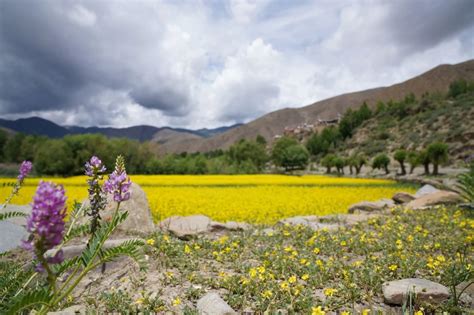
0, 175, 417, 224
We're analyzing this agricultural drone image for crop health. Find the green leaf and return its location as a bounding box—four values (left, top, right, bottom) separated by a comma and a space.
99, 239, 147, 271
51, 257, 81, 275
63, 223, 90, 243
0, 211, 27, 221
5, 288, 52, 315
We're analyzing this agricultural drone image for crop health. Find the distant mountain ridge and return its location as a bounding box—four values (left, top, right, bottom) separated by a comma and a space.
0, 116, 242, 142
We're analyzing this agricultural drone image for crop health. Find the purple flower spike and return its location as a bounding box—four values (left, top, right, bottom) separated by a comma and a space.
18, 160, 33, 181
23, 181, 67, 270
85, 156, 106, 176
104, 155, 132, 202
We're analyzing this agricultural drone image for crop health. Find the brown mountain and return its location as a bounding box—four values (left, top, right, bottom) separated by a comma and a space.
159, 59, 474, 154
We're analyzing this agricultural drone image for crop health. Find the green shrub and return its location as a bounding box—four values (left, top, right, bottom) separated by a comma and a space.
427, 142, 449, 175
372, 153, 390, 174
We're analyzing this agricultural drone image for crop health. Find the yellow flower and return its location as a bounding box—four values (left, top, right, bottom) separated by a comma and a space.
135, 297, 144, 305
388, 264, 398, 271
311, 306, 326, 315
289, 275, 297, 284
261, 290, 273, 299
172, 297, 181, 306
323, 288, 338, 296
184, 245, 191, 254
340, 240, 347, 246
341, 311, 350, 315
280, 281, 289, 290
414, 311, 424, 315
146, 238, 155, 246
313, 247, 320, 254
361, 309, 370, 315
249, 268, 257, 278
301, 274, 310, 281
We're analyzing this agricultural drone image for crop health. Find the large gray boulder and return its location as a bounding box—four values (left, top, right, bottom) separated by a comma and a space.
414, 184, 440, 198
382, 278, 450, 305
159, 215, 212, 239
406, 190, 463, 209
83, 183, 155, 234
197, 292, 236, 315
0, 205, 30, 253
348, 199, 395, 213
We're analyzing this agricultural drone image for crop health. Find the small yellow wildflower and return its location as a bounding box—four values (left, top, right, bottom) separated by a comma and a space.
313, 247, 320, 254
388, 264, 398, 271
311, 306, 326, 315
184, 245, 191, 254
340, 240, 347, 246
146, 238, 155, 246
172, 297, 181, 306
261, 290, 273, 299
323, 288, 338, 296
301, 274, 310, 281
341, 311, 350, 315
362, 309, 370, 315
280, 281, 289, 290
289, 275, 297, 284
135, 297, 144, 305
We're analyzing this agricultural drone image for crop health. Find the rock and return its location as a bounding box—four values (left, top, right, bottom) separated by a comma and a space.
348, 199, 395, 214
457, 281, 474, 308
278, 216, 339, 231
406, 191, 463, 209
159, 215, 212, 239
197, 292, 236, 315
0, 220, 27, 253
392, 192, 415, 204
382, 278, 450, 305
210, 221, 251, 232
47, 305, 86, 314
46, 238, 144, 260
82, 183, 154, 234
414, 184, 440, 198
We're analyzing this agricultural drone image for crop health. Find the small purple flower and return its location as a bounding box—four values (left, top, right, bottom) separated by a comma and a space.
23, 181, 67, 270
18, 160, 33, 181
85, 156, 106, 176
104, 155, 132, 202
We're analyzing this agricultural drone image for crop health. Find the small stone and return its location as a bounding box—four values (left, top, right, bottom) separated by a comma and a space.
47, 305, 86, 315
392, 192, 415, 204
406, 191, 463, 209
414, 184, 439, 198
210, 221, 251, 232
277, 216, 339, 231
197, 292, 236, 315
382, 278, 450, 305
160, 215, 212, 239
348, 199, 395, 213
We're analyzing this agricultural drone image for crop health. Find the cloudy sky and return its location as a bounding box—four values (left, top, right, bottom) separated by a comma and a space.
0, 0, 473, 128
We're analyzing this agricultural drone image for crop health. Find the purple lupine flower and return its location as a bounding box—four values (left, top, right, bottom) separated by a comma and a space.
18, 160, 33, 181
23, 181, 67, 270
104, 155, 132, 202
85, 156, 107, 234
85, 156, 106, 176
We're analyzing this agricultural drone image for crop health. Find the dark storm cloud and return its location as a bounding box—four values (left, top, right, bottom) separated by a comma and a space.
0, 0, 190, 120
388, 0, 474, 53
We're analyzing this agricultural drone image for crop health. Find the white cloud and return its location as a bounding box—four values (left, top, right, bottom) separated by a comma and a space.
1, 0, 473, 129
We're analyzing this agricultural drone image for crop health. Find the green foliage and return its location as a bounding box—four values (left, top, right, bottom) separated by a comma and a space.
448, 79, 474, 98
255, 134, 267, 146
228, 139, 268, 172
3, 133, 26, 163
321, 154, 336, 173
372, 154, 390, 174
457, 162, 474, 204
0, 129, 8, 162
0, 211, 27, 221
272, 137, 309, 171
333, 156, 345, 174
418, 149, 431, 175
0, 261, 37, 312
34, 140, 75, 175
6, 288, 52, 314
407, 151, 420, 174
339, 102, 372, 139
427, 142, 449, 175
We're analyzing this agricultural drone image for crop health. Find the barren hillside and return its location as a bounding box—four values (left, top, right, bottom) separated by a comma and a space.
159, 59, 474, 154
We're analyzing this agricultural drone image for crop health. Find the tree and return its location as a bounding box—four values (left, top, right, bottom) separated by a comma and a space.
279, 144, 309, 171
333, 156, 345, 174
394, 149, 407, 175
407, 151, 420, 174
353, 154, 367, 175
427, 142, 449, 176
34, 140, 75, 175
3, 133, 25, 163
306, 132, 327, 157
271, 136, 299, 168
0, 129, 8, 162
321, 154, 336, 174
372, 154, 390, 174
228, 139, 268, 172
255, 135, 267, 146
418, 149, 431, 175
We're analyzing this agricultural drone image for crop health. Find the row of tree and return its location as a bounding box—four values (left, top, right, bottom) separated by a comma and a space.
319, 142, 449, 176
